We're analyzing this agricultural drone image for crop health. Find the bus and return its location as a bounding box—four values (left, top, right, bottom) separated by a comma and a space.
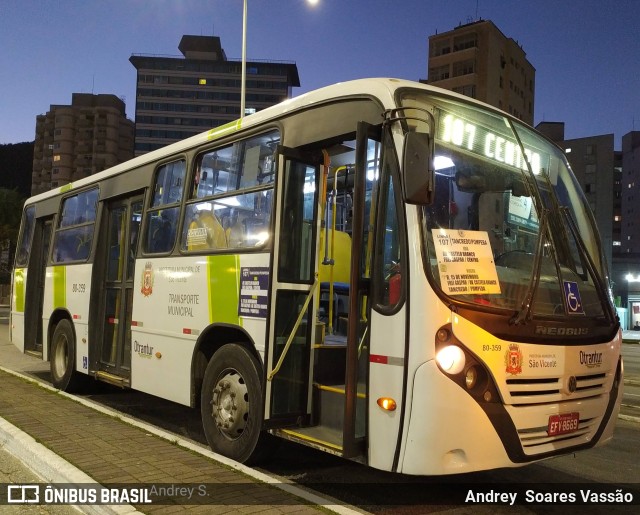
11, 78, 623, 475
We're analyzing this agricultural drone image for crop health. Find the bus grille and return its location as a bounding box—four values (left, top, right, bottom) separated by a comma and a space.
506, 373, 607, 405
504, 372, 608, 454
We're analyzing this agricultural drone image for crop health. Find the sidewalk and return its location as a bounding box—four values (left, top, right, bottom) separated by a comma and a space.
0, 326, 357, 514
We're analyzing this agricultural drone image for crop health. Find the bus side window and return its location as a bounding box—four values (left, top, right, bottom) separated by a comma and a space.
182, 131, 279, 253
15, 206, 36, 266
52, 188, 99, 264
145, 160, 185, 254
148, 209, 178, 253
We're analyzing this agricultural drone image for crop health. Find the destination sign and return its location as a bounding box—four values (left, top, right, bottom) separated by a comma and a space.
437, 112, 542, 175
432, 229, 501, 296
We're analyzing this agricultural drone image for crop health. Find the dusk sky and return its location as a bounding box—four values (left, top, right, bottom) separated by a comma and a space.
1, 0, 638, 148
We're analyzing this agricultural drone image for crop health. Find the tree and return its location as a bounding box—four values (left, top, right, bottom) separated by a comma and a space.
0, 142, 33, 198
0, 188, 24, 285
0, 188, 24, 242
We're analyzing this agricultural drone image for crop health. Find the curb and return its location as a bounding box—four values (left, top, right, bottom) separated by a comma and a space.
0, 365, 364, 515
0, 416, 138, 515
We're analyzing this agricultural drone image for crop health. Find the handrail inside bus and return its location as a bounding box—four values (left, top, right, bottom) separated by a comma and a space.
267, 277, 319, 381
326, 165, 350, 335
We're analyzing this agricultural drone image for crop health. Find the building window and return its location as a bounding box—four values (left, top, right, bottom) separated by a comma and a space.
429, 65, 450, 81
452, 84, 476, 98
453, 33, 477, 51
432, 40, 451, 57
453, 59, 475, 77
199, 78, 207, 85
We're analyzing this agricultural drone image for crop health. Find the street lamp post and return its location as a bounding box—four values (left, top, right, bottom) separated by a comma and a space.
240, 0, 318, 119
240, 0, 248, 119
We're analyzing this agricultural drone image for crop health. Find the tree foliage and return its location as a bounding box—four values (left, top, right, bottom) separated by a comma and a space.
0, 188, 25, 243
0, 142, 33, 198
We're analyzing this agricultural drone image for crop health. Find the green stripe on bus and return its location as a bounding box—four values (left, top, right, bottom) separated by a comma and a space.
59, 183, 73, 193
52, 266, 66, 308
207, 255, 241, 326
206, 120, 242, 141
14, 268, 26, 313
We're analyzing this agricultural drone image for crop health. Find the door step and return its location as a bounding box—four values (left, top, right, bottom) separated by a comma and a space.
313, 383, 366, 436
95, 370, 129, 388
275, 426, 344, 455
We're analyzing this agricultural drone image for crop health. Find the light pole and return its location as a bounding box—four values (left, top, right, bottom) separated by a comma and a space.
240, 0, 248, 119
240, 0, 318, 119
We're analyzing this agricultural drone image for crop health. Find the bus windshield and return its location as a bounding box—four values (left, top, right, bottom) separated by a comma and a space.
399, 91, 610, 320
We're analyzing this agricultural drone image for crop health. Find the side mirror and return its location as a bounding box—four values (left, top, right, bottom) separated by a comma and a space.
402, 131, 433, 205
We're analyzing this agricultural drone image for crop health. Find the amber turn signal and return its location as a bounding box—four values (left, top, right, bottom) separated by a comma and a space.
377, 397, 397, 411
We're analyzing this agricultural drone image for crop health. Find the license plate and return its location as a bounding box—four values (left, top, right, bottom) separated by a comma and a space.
547, 412, 579, 436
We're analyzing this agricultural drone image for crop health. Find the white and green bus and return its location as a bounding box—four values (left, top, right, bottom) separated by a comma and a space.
11, 79, 623, 474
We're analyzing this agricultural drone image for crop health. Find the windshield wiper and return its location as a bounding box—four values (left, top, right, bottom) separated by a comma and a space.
510, 208, 549, 326
559, 206, 617, 324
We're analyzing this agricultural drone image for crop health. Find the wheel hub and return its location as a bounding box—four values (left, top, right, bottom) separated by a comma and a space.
210, 370, 249, 440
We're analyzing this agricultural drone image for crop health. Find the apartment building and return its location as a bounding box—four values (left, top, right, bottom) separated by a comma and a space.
427, 19, 535, 125
129, 35, 300, 156
31, 94, 134, 195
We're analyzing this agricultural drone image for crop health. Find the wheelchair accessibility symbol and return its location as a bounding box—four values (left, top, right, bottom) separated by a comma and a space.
563, 281, 584, 315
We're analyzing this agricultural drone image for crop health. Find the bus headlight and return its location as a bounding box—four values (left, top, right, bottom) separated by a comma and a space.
436, 345, 465, 375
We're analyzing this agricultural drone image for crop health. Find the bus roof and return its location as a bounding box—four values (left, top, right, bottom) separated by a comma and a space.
25, 78, 502, 205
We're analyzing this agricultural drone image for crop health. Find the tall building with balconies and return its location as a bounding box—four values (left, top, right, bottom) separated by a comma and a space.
426, 19, 535, 125
129, 35, 300, 156
31, 94, 134, 195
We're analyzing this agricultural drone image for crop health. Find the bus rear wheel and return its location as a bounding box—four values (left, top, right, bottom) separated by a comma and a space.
200, 344, 265, 464
50, 319, 87, 392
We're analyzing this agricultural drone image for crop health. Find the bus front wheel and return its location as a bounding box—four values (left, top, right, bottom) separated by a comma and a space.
50, 319, 86, 392
201, 344, 265, 464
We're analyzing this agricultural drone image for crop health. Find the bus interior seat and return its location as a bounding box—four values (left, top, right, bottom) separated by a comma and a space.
187, 211, 227, 250
318, 228, 351, 332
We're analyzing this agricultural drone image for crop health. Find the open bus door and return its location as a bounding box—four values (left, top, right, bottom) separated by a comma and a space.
264, 146, 322, 429
265, 123, 383, 460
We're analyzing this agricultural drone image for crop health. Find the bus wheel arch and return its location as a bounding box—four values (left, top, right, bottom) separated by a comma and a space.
49, 315, 87, 392
191, 324, 261, 407
200, 342, 265, 463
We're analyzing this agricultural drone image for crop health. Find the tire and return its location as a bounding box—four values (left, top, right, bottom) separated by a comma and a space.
200, 344, 268, 464
50, 319, 87, 392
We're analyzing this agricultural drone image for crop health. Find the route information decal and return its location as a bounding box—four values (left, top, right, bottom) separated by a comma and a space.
432, 229, 501, 295
239, 267, 269, 318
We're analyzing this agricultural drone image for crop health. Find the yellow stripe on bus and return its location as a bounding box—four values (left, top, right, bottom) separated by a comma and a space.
13, 268, 26, 313
52, 266, 66, 308
207, 120, 242, 141
207, 254, 242, 326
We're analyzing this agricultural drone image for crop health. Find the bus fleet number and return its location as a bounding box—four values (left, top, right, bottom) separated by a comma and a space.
72, 283, 86, 293
482, 344, 501, 352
